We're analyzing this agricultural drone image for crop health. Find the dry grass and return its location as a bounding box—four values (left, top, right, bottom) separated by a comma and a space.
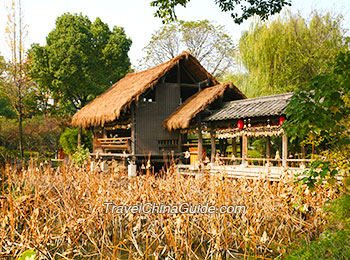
0, 162, 338, 259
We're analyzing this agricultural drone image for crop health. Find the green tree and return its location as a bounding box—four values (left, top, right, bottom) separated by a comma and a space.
228, 11, 349, 97
151, 0, 291, 24
59, 127, 92, 155
140, 20, 235, 78
29, 13, 132, 145
283, 51, 350, 188
284, 50, 350, 147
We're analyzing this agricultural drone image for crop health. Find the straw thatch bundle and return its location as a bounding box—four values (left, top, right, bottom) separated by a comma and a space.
72, 51, 218, 128
163, 82, 245, 131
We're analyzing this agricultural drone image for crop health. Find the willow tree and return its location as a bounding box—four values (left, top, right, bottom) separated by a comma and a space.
140, 20, 235, 78
230, 11, 349, 97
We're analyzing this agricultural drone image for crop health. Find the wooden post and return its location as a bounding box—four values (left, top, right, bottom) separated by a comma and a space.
91, 127, 95, 153
301, 144, 306, 167
282, 134, 288, 167
266, 136, 271, 158
131, 103, 136, 162
102, 127, 107, 138
177, 61, 181, 84
210, 125, 216, 163
197, 116, 203, 163
239, 137, 243, 158
242, 134, 248, 166
178, 132, 182, 164
232, 137, 237, 157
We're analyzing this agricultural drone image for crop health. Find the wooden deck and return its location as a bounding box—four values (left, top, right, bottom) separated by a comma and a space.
176, 164, 305, 181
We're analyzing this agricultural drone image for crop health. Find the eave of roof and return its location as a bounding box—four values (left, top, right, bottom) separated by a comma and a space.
163, 82, 246, 131
204, 92, 293, 122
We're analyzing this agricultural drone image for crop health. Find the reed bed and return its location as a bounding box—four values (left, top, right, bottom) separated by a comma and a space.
0, 162, 338, 259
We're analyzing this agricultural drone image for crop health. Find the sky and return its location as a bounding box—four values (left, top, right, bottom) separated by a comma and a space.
0, 0, 349, 68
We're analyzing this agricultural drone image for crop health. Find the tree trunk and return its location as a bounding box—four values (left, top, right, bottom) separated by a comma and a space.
77, 127, 82, 147
18, 110, 23, 161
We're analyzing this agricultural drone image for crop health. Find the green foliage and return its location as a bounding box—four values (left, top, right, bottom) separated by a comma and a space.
59, 128, 78, 155
150, 0, 291, 24
247, 149, 262, 158
285, 50, 350, 187
0, 95, 16, 118
284, 51, 350, 146
297, 158, 338, 189
286, 192, 350, 259
59, 127, 92, 155
140, 20, 235, 78
286, 229, 350, 259
18, 249, 36, 260
231, 11, 348, 97
72, 145, 90, 167
29, 13, 132, 114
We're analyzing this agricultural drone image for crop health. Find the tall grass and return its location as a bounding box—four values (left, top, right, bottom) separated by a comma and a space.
0, 162, 338, 259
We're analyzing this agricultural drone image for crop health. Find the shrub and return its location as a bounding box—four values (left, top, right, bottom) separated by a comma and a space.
59, 127, 92, 155
71, 145, 90, 167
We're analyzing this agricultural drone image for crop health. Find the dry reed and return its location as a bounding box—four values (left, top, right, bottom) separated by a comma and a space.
0, 162, 338, 259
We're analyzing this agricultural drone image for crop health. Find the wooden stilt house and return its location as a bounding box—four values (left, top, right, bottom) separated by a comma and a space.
72, 51, 246, 163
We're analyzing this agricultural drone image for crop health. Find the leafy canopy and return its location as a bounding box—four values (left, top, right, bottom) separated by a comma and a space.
29, 13, 132, 113
140, 20, 235, 78
284, 50, 350, 147
229, 11, 349, 97
151, 0, 291, 24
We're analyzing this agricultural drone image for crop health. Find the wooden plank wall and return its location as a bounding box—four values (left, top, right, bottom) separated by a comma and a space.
135, 82, 181, 155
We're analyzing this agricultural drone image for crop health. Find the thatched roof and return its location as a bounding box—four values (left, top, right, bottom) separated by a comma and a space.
72, 51, 219, 128
163, 82, 246, 131
204, 92, 293, 122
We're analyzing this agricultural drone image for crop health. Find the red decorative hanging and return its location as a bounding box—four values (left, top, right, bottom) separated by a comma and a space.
279, 116, 286, 126
237, 120, 244, 129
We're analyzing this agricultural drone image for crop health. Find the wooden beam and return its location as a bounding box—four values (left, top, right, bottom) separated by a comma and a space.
239, 137, 243, 157
242, 134, 248, 166
180, 83, 200, 88
131, 103, 136, 162
266, 136, 271, 159
197, 116, 203, 163
210, 125, 216, 163
177, 61, 181, 84
282, 134, 288, 167
232, 137, 237, 157
182, 66, 197, 84
103, 127, 107, 138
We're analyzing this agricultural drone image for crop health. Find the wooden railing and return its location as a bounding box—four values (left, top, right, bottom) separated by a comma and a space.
219, 157, 313, 168
98, 137, 131, 153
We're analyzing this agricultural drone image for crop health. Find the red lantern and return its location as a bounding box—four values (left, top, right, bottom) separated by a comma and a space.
237, 120, 243, 129
279, 116, 286, 126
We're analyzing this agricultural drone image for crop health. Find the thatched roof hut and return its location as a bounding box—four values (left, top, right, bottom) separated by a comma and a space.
72, 51, 219, 128
163, 82, 246, 131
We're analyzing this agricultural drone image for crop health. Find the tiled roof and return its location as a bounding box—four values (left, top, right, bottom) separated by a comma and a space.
204, 92, 293, 121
